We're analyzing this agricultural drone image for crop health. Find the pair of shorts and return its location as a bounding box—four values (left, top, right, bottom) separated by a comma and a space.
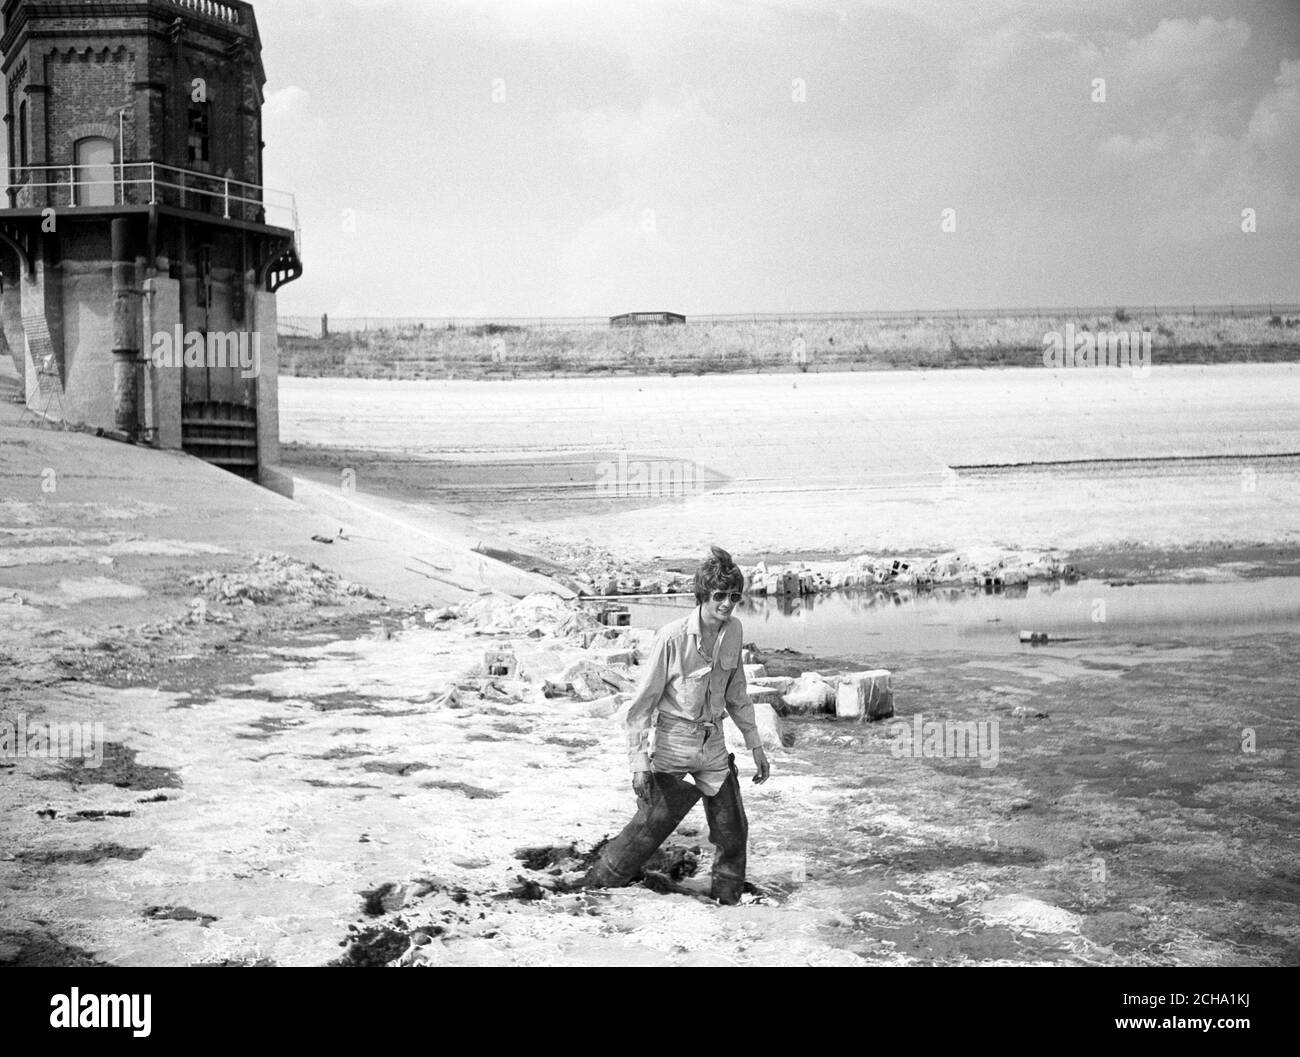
651, 713, 731, 796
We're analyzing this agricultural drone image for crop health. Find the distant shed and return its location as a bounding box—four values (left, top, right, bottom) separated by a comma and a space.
610, 311, 687, 327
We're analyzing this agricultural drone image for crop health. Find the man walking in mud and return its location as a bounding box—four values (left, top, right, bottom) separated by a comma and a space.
584, 546, 770, 905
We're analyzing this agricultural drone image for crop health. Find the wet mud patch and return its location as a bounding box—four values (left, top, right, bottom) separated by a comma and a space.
515, 841, 609, 872
144, 905, 218, 927
0, 929, 107, 967
93, 633, 314, 702
509, 839, 699, 891
208, 956, 277, 967
310, 691, 390, 714
421, 779, 501, 799
301, 778, 381, 790
360, 882, 405, 917
235, 716, 306, 741
18, 843, 148, 865
329, 921, 419, 967
360, 761, 430, 777
850, 844, 1047, 872
34, 742, 181, 790
312, 746, 372, 761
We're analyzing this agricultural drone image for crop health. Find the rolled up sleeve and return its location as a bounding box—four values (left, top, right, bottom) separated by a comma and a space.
724, 660, 764, 752
625, 629, 671, 772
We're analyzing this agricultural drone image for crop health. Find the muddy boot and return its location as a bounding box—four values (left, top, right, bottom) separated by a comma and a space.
583, 772, 702, 889
704, 754, 748, 905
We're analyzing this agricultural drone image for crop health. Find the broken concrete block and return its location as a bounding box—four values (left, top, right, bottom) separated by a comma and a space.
484, 650, 518, 678
560, 659, 630, 700
782, 672, 837, 714
751, 675, 795, 695
745, 685, 783, 709
594, 648, 637, 667
723, 700, 783, 753
598, 608, 631, 627
581, 693, 625, 718
743, 663, 767, 680
835, 671, 894, 722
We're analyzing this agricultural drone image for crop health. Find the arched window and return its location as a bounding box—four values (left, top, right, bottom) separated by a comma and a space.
74, 136, 115, 206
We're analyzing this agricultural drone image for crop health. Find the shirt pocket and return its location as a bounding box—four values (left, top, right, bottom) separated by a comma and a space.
681, 663, 712, 712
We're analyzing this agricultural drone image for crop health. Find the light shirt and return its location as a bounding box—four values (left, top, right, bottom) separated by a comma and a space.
625, 605, 763, 772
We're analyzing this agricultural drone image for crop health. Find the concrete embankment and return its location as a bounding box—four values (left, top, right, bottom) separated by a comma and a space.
0, 365, 567, 613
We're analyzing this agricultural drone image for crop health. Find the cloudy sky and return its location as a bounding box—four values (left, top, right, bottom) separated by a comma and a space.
255, 0, 1300, 318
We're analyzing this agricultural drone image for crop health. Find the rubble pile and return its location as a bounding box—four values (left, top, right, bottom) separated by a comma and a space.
744, 549, 1078, 597
525, 539, 695, 598
440, 591, 892, 759
186, 554, 377, 606
464, 592, 615, 646
528, 538, 1078, 600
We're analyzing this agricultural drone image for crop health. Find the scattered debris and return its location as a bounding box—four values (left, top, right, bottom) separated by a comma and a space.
188, 553, 376, 606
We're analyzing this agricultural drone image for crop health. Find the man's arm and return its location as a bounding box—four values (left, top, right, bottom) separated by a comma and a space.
724, 661, 771, 784
723, 661, 764, 753
626, 628, 672, 772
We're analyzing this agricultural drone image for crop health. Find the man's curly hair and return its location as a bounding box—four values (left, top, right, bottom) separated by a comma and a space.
693, 545, 745, 605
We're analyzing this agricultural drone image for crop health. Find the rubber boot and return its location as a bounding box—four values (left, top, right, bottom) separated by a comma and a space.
703, 754, 748, 905
583, 772, 702, 889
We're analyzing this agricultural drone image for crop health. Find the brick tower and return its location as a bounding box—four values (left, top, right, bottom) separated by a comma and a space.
0, 0, 301, 485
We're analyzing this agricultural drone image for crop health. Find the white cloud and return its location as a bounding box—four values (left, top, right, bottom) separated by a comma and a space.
1247, 58, 1300, 147
263, 85, 310, 120
1097, 130, 1171, 160
1119, 17, 1252, 92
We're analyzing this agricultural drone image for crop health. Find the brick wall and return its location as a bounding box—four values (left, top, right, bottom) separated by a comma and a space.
5, 1, 265, 184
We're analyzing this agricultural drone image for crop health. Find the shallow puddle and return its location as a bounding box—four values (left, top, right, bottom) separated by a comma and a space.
624, 577, 1300, 656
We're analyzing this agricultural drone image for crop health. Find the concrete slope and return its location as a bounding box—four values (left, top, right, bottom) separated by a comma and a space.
0, 364, 570, 605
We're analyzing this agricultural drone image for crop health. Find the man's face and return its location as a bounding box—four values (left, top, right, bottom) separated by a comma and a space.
703, 585, 741, 624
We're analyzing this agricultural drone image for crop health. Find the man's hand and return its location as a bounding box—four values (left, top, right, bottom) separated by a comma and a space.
632, 771, 653, 801
751, 747, 770, 784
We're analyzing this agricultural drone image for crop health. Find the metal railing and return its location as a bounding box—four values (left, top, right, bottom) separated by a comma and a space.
5, 160, 300, 255
162, 0, 242, 24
